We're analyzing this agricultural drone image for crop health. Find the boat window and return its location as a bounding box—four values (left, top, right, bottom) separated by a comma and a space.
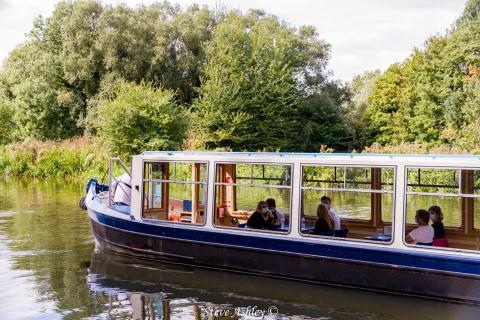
301, 165, 395, 243
405, 167, 480, 251
142, 161, 208, 225
214, 163, 292, 233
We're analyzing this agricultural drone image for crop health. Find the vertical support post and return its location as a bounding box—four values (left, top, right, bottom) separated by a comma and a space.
191, 163, 200, 224
206, 161, 216, 227
393, 164, 406, 247
163, 162, 170, 212
461, 170, 474, 234
130, 156, 143, 220
371, 168, 382, 227
290, 162, 301, 236
108, 158, 112, 206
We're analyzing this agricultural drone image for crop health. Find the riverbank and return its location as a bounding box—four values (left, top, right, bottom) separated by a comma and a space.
0, 138, 109, 180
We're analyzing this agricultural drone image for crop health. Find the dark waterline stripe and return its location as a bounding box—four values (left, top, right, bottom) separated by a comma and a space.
91, 210, 480, 276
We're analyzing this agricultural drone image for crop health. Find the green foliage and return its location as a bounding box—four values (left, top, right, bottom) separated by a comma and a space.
344, 70, 381, 147
363, 142, 480, 154
2, 42, 80, 140
0, 1, 215, 144
193, 11, 347, 151
0, 81, 16, 145
0, 1, 105, 140
456, 0, 480, 29
296, 85, 352, 150
0, 0, 351, 155
0, 138, 108, 178
95, 2, 215, 104
361, 4, 480, 151
95, 81, 188, 159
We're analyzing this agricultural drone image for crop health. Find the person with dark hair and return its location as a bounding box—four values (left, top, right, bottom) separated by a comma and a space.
406, 209, 434, 245
314, 204, 335, 236
247, 201, 274, 229
266, 198, 285, 228
429, 205, 449, 247
321, 195, 341, 230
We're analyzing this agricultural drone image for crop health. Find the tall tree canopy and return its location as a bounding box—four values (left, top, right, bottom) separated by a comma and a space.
0, 1, 216, 142
360, 0, 480, 150
0, 1, 352, 153
192, 11, 349, 151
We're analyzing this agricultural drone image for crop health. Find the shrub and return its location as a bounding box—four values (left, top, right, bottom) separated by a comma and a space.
95, 81, 188, 159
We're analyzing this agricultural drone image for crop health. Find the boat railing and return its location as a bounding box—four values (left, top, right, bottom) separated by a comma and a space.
108, 157, 132, 206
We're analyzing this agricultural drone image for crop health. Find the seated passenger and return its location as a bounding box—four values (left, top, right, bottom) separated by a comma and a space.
406, 209, 434, 245
321, 195, 341, 230
429, 205, 449, 247
266, 198, 285, 228
313, 204, 335, 236
247, 201, 274, 229
113, 172, 131, 206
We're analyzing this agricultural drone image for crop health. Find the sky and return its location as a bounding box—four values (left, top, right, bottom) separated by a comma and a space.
0, 0, 467, 81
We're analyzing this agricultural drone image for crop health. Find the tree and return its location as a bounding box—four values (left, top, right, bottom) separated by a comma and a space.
94, 81, 187, 159
2, 42, 81, 140
1, 1, 104, 140
344, 70, 381, 148
95, 2, 215, 105
0, 80, 16, 145
148, 3, 216, 104
0, 0, 216, 143
193, 11, 340, 151
0, 0, 350, 153
296, 82, 352, 151
455, 0, 480, 29
363, 0, 480, 151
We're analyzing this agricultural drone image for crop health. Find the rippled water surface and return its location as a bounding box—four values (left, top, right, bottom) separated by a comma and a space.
1, 177, 480, 320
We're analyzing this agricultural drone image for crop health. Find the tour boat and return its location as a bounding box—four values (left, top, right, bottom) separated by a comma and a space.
84, 152, 480, 303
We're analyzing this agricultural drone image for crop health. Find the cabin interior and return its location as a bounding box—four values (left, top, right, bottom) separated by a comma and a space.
142, 162, 207, 224
139, 160, 480, 252
212, 163, 395, 241
404, 168, 480, 251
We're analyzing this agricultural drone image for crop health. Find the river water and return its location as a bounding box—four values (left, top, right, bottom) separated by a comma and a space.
1, 177, 480, 320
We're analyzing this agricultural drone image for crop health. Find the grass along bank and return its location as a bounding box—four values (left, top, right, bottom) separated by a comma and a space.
0, 138, 110, 180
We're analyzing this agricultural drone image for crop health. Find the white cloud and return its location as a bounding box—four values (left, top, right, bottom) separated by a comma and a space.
0, 0, 468, 81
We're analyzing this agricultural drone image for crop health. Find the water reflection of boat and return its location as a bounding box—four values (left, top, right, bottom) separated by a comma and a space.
85, 152, 480, 304
88, 249, 480, 320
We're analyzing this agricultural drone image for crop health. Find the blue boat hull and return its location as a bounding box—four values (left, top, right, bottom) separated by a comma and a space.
88, 209, 480, 304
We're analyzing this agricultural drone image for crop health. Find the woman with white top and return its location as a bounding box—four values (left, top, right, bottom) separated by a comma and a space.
406, 209, 434, 245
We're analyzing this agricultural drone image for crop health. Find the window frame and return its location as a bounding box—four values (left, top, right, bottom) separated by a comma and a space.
141, 160, 209, 226
403, 165, 480, 253
212, 160, 294, 235
299, 163, 396, 245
